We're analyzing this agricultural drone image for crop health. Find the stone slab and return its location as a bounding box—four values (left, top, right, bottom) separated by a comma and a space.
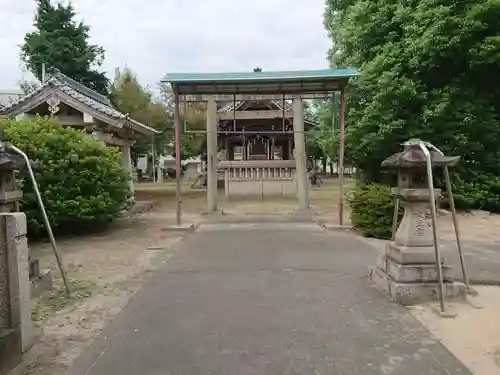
369, 266, 466, 306
30, 269, 53, 299
386, 242, 440, 264
377, 255, 454, 283
392, 188, 441, 200
161, 223, 196, 232
200, 209, 226, 216
0, 190, 23, 204
0, 327, 22, 374
429, 303, 458, 318
320, 223, 354, 232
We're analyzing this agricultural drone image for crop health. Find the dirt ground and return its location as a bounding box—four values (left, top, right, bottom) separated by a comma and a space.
15, 209, 187, 375
13, 179, 500, 375
410, 287, 500, 375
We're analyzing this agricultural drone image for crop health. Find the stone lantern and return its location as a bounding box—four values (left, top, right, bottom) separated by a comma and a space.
369, 139, 466, 305
0, 142, 25, 212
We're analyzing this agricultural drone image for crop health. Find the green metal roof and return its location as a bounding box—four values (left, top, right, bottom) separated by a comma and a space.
162, 68, 359, 95
163, 68, 358, 84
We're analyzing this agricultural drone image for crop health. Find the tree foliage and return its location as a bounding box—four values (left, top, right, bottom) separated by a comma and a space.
310, 96, 342, 162
325, 0, 500, 210
109, 68, 170, 162
158, 83, 206, 160
2, 116, 131, 235
21, 0, 109, 95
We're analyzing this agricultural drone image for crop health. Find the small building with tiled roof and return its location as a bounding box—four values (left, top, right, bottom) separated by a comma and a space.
0, 70, 160, 192
0, 91, 22, 109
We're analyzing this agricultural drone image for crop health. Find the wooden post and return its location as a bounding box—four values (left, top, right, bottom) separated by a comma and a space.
174, 94, 182, 226
338, 90, 346, 225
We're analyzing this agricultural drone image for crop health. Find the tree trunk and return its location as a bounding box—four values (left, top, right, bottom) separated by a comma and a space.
329, 162, 334, 177
322, 158, 327, 174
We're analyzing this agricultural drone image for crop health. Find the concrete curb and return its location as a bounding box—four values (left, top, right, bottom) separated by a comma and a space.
161, 223, 197, 232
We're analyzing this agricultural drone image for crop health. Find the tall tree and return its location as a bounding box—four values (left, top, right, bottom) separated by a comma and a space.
21, 0, 109, 94
109, 68, 170, 163
324, 0, 500, 210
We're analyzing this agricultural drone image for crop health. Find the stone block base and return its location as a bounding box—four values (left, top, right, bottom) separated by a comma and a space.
369, 266, 466, 306
386, 242, 439, 264
161, 223, 196, 232
0, 328, 22, 374
30, 268, 53, 299
377, 256, 454, 283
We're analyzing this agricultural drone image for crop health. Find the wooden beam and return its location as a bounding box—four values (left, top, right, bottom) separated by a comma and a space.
218, 110, 293, 120
91, 131, 134, 146
83, 112, 94, 124
54, 114, 88, 126
179, 92, 336, 102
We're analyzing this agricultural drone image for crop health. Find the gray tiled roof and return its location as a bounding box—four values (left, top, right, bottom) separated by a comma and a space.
0, 71, 158, 135
0, 92, 22, 109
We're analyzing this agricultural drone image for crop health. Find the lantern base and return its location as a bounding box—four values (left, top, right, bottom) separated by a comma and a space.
369, 251, 466, 306
385, 242, 440, 264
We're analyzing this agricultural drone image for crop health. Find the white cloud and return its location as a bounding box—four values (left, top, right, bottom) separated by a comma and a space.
0, 0, 331, 91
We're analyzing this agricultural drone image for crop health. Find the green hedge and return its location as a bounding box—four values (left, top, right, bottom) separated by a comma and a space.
348, 182, 402, 239
2, 116, 132, 235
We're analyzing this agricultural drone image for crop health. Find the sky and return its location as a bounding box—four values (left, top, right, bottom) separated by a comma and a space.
0, 0, 332, 92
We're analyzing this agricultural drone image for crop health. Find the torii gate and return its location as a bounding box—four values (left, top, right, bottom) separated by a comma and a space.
162, 68, 359, 226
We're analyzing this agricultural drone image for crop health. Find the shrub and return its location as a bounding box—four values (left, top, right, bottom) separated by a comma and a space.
448, 174, 500, 213
1, 116, 132, 235
348, 182, 402, 239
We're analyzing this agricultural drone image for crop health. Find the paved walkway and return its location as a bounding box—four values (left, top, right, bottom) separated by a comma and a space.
68, 218, 471, 375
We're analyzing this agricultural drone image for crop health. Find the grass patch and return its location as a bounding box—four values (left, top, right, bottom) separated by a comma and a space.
32, 279, 100, 326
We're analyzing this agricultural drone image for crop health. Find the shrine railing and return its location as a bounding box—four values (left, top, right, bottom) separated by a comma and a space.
218, 160, 295, 181
217, 160, 296, 198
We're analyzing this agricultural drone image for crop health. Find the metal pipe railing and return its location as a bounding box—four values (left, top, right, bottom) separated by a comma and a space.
8, 144, 71, 295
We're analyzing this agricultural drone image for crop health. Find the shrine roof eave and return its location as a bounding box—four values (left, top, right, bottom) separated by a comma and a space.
0, 71, 160, 137
163, 68, 359, 96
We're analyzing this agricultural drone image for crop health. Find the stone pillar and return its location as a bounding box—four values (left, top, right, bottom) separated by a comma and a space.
206, 98, 218, 211
121, 145, 134, 194
292, 98, 309, 208
156, 162, 164, 184
2, 213, 33, 352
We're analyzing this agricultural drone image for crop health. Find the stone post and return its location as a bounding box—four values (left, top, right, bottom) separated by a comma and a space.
0, 145, 34, 373
121, 145, 134, 194
156, 164, 164, 184
3, 213, 33, 351
206, 98, 218, 211
292, 98, 309, 209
